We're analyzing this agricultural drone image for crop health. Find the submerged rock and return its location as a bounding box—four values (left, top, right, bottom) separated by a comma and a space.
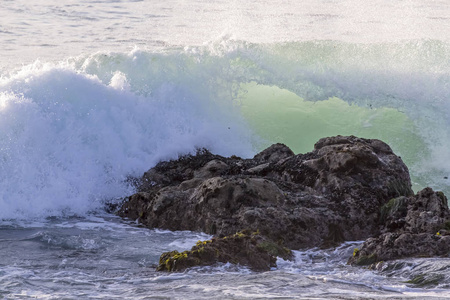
117, 135, 446, 271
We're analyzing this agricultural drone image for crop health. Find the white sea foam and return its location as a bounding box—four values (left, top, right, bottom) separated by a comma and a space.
0, 56, 255, 220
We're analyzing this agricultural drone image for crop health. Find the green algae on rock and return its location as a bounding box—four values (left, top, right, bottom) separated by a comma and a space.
157, 231, 293, 272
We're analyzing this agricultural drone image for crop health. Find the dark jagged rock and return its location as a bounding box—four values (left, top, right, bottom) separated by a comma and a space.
157, 230, 293, 272
119, 136, 413, 254
253, 143, 295, 163
348, 188, 450, 266
118, 136, 421, 271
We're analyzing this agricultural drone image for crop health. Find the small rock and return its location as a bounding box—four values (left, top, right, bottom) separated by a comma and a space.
157, 231, 293, 272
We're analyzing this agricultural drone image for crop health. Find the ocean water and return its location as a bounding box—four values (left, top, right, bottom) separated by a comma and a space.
1, 0, 450, 298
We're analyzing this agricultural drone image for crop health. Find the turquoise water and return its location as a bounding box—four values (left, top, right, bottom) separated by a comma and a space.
240, 83, 427, 192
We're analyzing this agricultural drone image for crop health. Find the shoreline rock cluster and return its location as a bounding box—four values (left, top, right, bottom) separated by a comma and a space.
348, 187, 450, 266
117, 135, 450, 271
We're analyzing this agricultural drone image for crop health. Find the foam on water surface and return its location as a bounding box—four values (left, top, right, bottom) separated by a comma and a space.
0, 210, 449, 298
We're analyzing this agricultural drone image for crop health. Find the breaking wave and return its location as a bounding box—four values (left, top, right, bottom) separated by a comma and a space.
1, 39, 449, 219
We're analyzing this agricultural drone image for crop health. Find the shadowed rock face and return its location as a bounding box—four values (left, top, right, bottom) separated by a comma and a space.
118, 135, 414, 253
348, 188, 450, 266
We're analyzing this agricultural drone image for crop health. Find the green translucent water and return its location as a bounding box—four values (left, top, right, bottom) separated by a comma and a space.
239, 82, 427, 192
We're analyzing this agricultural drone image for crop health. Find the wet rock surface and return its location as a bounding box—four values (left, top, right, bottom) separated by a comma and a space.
157, 230, 293, 272
348, 188, 450, 266
117, 135, 449, 271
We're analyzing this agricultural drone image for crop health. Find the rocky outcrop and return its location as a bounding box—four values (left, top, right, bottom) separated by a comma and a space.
348, 188, 450, 266
117, 135, 425, 270
156, 230, 293, 272
119, 136, 413, 251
